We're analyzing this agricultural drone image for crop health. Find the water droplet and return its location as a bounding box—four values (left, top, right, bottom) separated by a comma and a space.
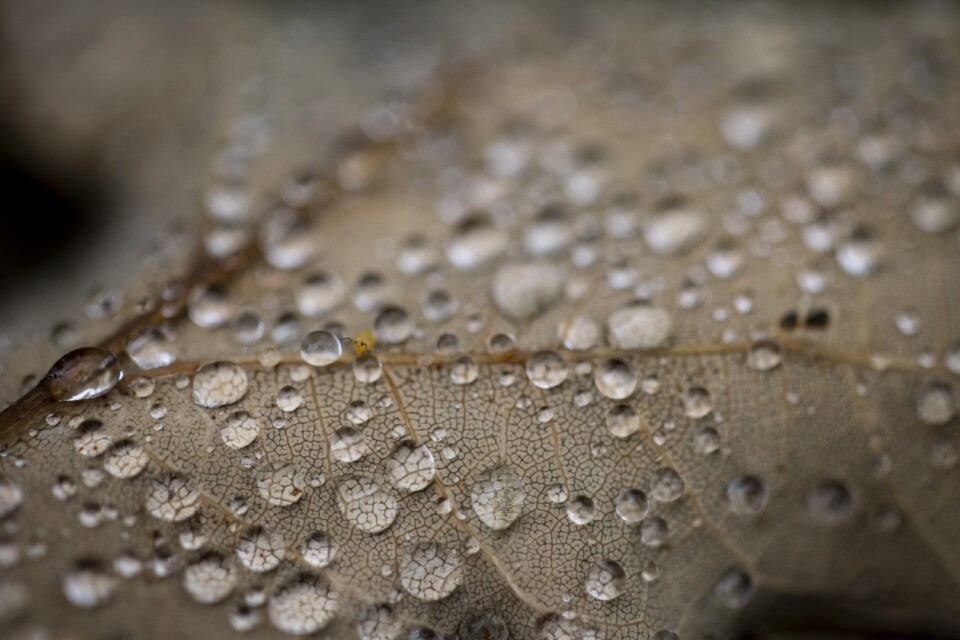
908, 183, 958, 233
651, 468, 685, 503
354, 355, 383, 384
585, 559, 625, 601
192, 361, 248, 408
301, 532, 338, 568
725, 476, 768, 515
330, 427, 369, 463
74, 421, 112, 457
747, 340, 783, 371
714, 567, 754, 609
643, 209, 706, 256
471, 465, 525, 530
300, 331, 342, 367
683, 386, 713, 419
607, 404, 641, 438
560, 314, 602, 351
63, 560, 116, 608
566, 495, 597, 525
607, 302, 673, 350
693, 425, 721, 454
146, 476, 201, 522
492, 262, 563, 321
640, 517, 668, 547
276, 386, 303, 412
805, 479, 854, 525
398, 542, 464, 602
183, 554, 236, 604
187, 284, 234, 328
257, 465, 306, 506
594, 358, 637, 400
836, 230, 882, 276
221, 411, 260, 449
614, 488, 649, 523
268, 575, 339, 635
386, 441, 436, 492
346, 401, 373, 425
443, 356, 479, 385
374, 306, 414, 345
445, 217, 509, 270
917, 382, 955, 425
260, 207, 317, 270
237, 526, 285, 572
336, 476, 398, 533
46, 347, 122, 401
526, 351, 568, 389
103, 441, 148, 479
0, 480, 23, 519
297, 271, 345, 316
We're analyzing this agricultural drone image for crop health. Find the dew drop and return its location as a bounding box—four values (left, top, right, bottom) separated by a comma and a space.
917, 382, 955, 425
398, 542, 464, 602
714, 567, 755, 609
836, 230, 882, 276
300, 331, 342, 367
747, 340, 783, 371
336, 476, 398, 533
491, 262, 563, 321
725, 476, 768, 515
594, 358, 638, 400
643, 209, 706, 256
805, 479, 854, 525
268, 575, 339, 635
46, 347, 122, 402
103, 441, 149, 479
354, 355, 383, 384
566, 495, 597, 525
301, 532, 338, 568
0, 479, 23, 519
607, 301, 673, 350
257, 465, 306, 506
183, 554, 236, 604
526, 351, 569, 389
221, 411, 260, 449
651, 468, 685, 503
237, 526, 285, 572
63, 560, 116, 608
187, 284, 234, 328
470, 465, 526, 530
374, 306, 414, 345
585, 559, 626, 601
276, 386, 303, 412
683, 386, 713, 419
297, 271, 345, 317
330, 427, 369, 463
445, 217, 509, 270
192, 361, 248, 408
614, 488, 649, 523
386, 441, 436, 493
146, 476, 201, 522
606, 404, 641, 439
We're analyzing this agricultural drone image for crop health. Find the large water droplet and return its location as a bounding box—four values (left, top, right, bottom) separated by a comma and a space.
651, 468, 685, 503
714, 567, 754, 609
257, 465, 306, 507
386, 441, 436, 493
607, 404, 641, 439
300, 532, 338, 568
46, 347, 122, 402
643, 209, 706, 256
192, 361, 248, 408
373, 306, 414, 345
300, 331, 342, 366
146, 476, 201, 522
607, 302, 673, 350
445, 217, 509, 270
330, 427, 369, 463
725, 476, 768, 515
491, 262, 563, 321
63, 560, 116, 608
237, 526, 286, 572
221, 411, 260, 449
594, 358, 637, 400
614, 488, 649, 523
103, 441, 149, 479
526, 351, 568, 389
470, 465, 525, 530
585, 559, 626, 601
336, 476, 398, 533
268, 575, 339, 635
398, 542, 464, 602
183, 554, 236, 604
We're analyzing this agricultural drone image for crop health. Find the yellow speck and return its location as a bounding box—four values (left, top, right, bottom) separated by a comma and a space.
353, 330, 376, 355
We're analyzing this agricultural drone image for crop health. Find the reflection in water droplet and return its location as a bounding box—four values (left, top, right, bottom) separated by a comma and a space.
471, 465, 525, 530
192, 361, 248, 408
398, 542, 464, 602
47, 347, 122, 402
585, 558, 626, 601
268, 575, 339, 635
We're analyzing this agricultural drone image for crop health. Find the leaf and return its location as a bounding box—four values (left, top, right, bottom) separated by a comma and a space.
1, 3, 960, 640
